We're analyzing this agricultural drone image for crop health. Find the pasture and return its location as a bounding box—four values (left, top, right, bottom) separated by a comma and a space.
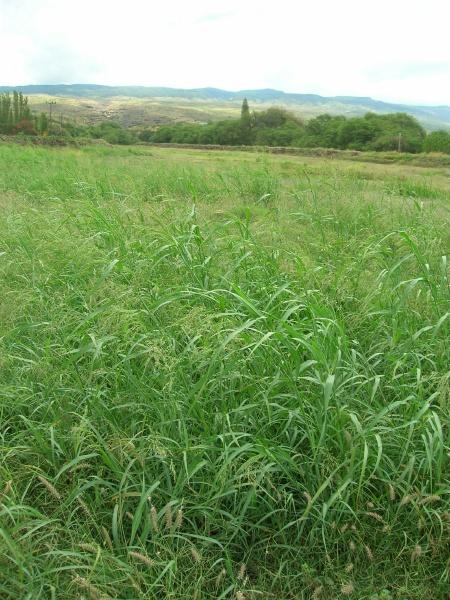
0, 143, 449, 599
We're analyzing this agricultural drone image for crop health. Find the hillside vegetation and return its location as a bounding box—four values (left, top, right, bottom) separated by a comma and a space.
0, 144, 449, 599
143, 105, 430, 153
1, 84, 450, 130
3, 91, 450, 155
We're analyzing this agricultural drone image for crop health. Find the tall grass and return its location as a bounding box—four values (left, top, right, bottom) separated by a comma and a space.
0, 144, 449, 599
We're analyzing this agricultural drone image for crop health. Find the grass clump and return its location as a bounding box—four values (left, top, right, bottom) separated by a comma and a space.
0, 143, 449, 598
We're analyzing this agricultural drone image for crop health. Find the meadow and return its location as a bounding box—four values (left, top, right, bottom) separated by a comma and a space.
0, 143, 449, 599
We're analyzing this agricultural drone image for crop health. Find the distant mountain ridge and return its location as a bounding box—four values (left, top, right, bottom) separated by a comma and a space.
1, 84, 449, 130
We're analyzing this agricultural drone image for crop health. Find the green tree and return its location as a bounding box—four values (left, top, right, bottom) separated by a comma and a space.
303, 114, 345, 148
0, 91, 34, 135
89, 121, 137, 144
13, 91, 19, 124
366, 113, 425, 152
337, 117, 378, 149
38, 112, 49, 134
0, 93, 13, 133
241, 98, 250, 124
423, 130, 450, 154
240, 98, 252, 144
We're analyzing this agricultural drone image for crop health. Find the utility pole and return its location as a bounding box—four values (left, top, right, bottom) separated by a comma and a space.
46, 100, 56, 132
398, 132, 402, 152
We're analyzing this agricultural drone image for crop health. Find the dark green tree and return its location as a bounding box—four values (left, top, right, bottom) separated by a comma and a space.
38, 112, 49, 134
241, 98, 250, 122
240, 98, 252, 144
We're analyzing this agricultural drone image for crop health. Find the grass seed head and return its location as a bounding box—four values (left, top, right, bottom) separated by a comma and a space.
312, 585, 323, 599
190, 546, 201, 563
0, 480, 12, 501
411, 545, 422, 562
365, 545, 373, 561
420, 495, 440, 505
341, 582, 354, 596
79, 543, 98, 554
131, 579, 142, 593
165, 504, 173, 529
366, 511, 384, 523
175, 507, 183, 529
215, 568, 226, 588
37, 475, 61, 501
71, 462, 90, 472
77, 497, 91, 517
388, 484, 396, 501
129, 550, 154, 568
101, 526, 113, 551
150, 505, 159, 532
72, 575, 109, 600
237, 563, 246, 580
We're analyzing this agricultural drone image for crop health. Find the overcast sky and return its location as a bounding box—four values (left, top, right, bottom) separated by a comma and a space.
1, 0, 449, 105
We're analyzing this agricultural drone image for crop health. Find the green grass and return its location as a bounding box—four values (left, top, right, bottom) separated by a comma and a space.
0, 143, 449, 599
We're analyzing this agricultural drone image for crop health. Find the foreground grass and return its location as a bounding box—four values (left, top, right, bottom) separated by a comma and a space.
0, 144, 449, 599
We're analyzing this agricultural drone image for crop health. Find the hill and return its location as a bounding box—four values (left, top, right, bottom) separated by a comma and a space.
1, 84, 449, 130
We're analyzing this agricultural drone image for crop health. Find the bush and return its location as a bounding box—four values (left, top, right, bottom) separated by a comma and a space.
423, 130, 450, 154
89, 122, 137, 145
135, 105, 432, 154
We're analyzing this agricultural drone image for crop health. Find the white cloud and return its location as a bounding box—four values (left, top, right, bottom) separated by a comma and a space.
0, 0, 449, 104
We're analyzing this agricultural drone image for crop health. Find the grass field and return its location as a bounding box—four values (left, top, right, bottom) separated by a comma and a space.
22, 94, 367, 128
26, 95, 241, 127
0, 143, 449, 599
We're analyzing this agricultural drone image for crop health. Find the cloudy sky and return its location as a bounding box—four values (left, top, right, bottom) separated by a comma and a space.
1, 0, 449, 105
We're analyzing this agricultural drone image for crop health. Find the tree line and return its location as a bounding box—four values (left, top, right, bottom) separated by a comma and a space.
0, 91, 58, 135
0, 91, 33, 134
0, 92, 136, 142
140, 99, 450, 154
2, 92, 450, 154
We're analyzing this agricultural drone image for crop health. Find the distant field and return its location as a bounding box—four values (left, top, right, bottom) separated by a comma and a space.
26, 94, 418, 129
0, 144, 449, 599
26, 94, 243, 127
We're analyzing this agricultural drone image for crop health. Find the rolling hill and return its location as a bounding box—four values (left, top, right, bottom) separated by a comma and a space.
1, 84, 449, 130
